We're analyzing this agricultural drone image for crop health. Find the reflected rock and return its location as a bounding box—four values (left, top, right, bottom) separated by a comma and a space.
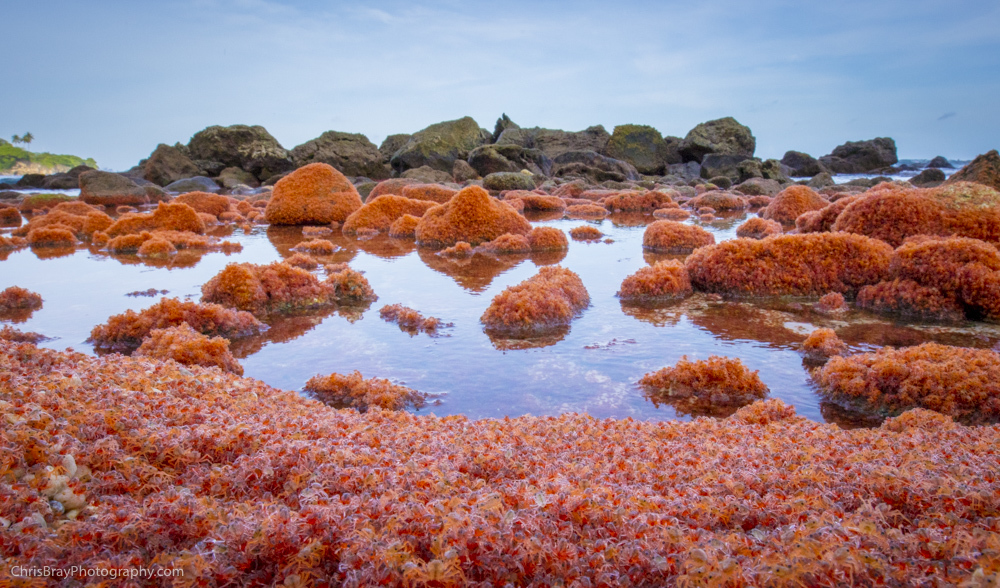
819, 401, 885, 430
486, 325, 570, 351
418, 247, 528, 292
267, 225, 358, 265
355, 233, 417, 259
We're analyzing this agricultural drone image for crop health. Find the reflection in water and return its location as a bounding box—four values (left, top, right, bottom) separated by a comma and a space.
267, 225, 358, 265
819, 400, 885, 429
523, 210, 565, 223
229, 303, 374, 358
688, 301, 811, 349
31, 245, 77, 260
607, 212, 654, 227
641, 250, 687, 267
106, 250, 208, 270
485, 325, 570, 351
418, 248, 527, 292
355, 234, 417, 259
643, 390, 742, 419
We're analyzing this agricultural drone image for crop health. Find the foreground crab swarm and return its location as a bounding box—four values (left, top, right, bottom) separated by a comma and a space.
6, 340, 997, 585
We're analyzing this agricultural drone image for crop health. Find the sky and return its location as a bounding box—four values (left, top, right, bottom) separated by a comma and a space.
3, 0, 999, 171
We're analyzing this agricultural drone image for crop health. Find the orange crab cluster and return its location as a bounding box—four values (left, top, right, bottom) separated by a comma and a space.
89, 297, 264, 352
687, 191, 749, 211
481, 266, 589, 334
760, 185, 828, 224
388, 214, 421, 238
639, 355, 769, 415
175, 191, 232, 217
502, 191, 566, 211
264, 163, 363, 225
137, 237, 177, 258
325, 267, 377, 304
400, 183, 459, 204
569, 225, 603, 241
795, 194, 860, 234
134, 322, 243, 375
815, 291, 848, 314
801, 328, 848, 360
285, 252, 319, 270
735, 216, 782, 240
105, 201, 206, 237
856, 278, 966, 321
652, 207, 690, 221
379, 304, 445, 335
642, 220, 715, 253
0, 204, 21, 227
618, 260, 692, 303
603, 190, 675, 212
415, 186, 530, 247
291, 238, 337, 255
2, 340, 1000, 586
201, 261, 339, 315
686, 233, 893, 296
815, 342, 1000, 424
26, 226, 76, 247
0, 286, 43, 318
13, 201, 113, 246
564, 203, 609, 218
0, 324, 47, 343
342, 195, 437, 234
304, 369, 427, 412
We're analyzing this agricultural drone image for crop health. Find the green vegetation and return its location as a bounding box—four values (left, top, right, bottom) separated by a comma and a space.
0, 141, 96, 174
11, 132, 34, 145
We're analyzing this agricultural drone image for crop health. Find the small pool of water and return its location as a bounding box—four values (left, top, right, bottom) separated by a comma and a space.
3, 211, 999, 426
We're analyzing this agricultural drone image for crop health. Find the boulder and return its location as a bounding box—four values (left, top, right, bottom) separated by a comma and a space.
495, 125, 611, 160
781, 151, 826, 177
943, 150, 1000, 191
141, 144, 201, 186
927, 156, 954, 169
194, 159, 227, 177
467, 144, 552, 177
390, 117, 492, 173
761, 159, 792, 183
164, 176, 221, 194
400, 165, 453, 184
665, 161, 702, 181
700, 153, 750, 180
708, 176, 732, 189
217, 167, 259, 189
14, 174, 45, 189
483, 172, 536, 192
264, 162, 363, 225
290, 131, 389, 179
910, 168, 946, 186
40, 165, 95, 190
187, 125, 293, 180
379, 134, 411, 160
734, 177, 782, 196
678, 117, 756, 163
820, 137, 897, 173
807, 172, 836, 189
737, 159, 763, 182
452, 159, 480, 182
493, 113, 519, 142
80, 171, 168, 206
603, 124, 676, 175
551, 151, 641, 183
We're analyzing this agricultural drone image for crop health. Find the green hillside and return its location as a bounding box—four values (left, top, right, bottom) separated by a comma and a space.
0, 139, 97, 174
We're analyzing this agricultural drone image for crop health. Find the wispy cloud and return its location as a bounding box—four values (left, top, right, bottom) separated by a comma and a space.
938, 112, 957, 121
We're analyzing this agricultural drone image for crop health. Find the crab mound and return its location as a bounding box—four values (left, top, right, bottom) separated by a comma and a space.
414, 185, 531, 247
639, 355, 769, 414
642, 220, 715, 253
264, 162, 363, 225
134, 323, 243, 375
759, 185, 828, 224
686, 233, 893, 296
342, 195, 437, 235
105, 202, 206, 237
618, 260, 692, 302
481, 266, 589, 335
201, 261, 336, 315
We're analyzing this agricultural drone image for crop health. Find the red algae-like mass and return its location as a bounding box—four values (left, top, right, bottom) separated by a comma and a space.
89, 297, 264, 352
527, 226, 569, 251
815, 291, 848, 314
0, 286, 43, 314
202, 262, 336, 315
325, 268, 377, 303
137, 237, 177, 258
304, 370, 427, 411
265, 162, 364, 225
284, 252, 319, 270
379, 303, 444, 335
291, 238, 336, 255
479, 232, 532, 254
642, 220, 715, 253
815, 343, 1000, 424
639, 355, 769, 413
400, 183, 459, 204
686, 233, 893, 296
439, 241, 474, 258
801, 328, 848, 360
856, 279, 967, 322
3, 340, 1000, 585
760, 185, 828, 224
564, 203, 609, 218
652, 207, 691, 221
415, 185, 531, 247
795, 194, 860, 233
342, 195, 437, 234
134, 323, 243, 375
617, 260, 693, 302
603, 190, 674, 212
481, 265, 589, 334
105, 201, 206, 237
0, 324, 47, 344
0, 205, 21, 227
368, 177, 420, 199
688, 191, 749, 211
175, 191, 232, 217
569, 225, 604, 240
27, 226, 77, 247
503, 191, 566, 211
735, 216, 782, 240
388, 213, 420, 238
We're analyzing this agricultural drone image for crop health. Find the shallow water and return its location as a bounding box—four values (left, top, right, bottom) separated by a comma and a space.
3, 210, 999, 426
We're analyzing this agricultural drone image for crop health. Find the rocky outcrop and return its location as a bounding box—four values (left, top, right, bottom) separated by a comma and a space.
700, 154, 750, 180
164, 177, 221, 194
142, 144, 201, 186
819, 138, 897, 173
467, 144, 552, 177
910, 168, 946, 186
80, 171, 168, 206
551, 151, 641, 183
943, 150, 1000, 191
40, 165, 95, 190
927, 156, 954, 169
400, 166, 453, 184
290, 131, 389, 179
603, 124, 681, 175
781, 151, 826, 177
483, 172, 536, 191
495, 125, 611, 160
390, 117, 492, 174
678, 117, 756, 163
378, 134, 411, 160
264, 163, 363, 225
493, 113, 519, 142
188, 125, 293, 181
217, 167, 259, 189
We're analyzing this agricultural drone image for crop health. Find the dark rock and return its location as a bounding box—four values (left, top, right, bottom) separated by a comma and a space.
40, 165, 95, 190
910, 168, 946, 186
142, 144, 201, 186
355, 181, 378, 201
379, 134, 411, 160
390, 117, 492, 174
734, 178, 782, 196
781, 151, 826, 177
262, 172, 290, 187
15, 174, 46, 189
927, 155, 954, 169
821, 137, 897, 173
483, 172, 536, 192
495, 125, 611, 160
194, 160, 226, 177
0, 190, 20, 200
737, 159, 763, 182
700, 153, 750, 180
678, 117, 756, 163
603, 124, 672, 175
493, 113, 519, 143
660, 136, 684, 165
400, 165, 453, 184
218, 167, 260, 189
452, 159, 480, 182
163, 176, 221, 193
290, 131, 389, 179
943, 149, 1000, 191
807, 172, 835, 189
816, 155, 860, 174
80, 171, 168, 206
761, 159, 792, 183
708, 176, 732, 189
551, 150, 641, 183
665, 161, 702, 181
467, 144, 553, 177
188, 124, 293, 180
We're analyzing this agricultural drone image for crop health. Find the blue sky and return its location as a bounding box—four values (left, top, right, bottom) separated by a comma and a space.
3, 0, 999, 170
